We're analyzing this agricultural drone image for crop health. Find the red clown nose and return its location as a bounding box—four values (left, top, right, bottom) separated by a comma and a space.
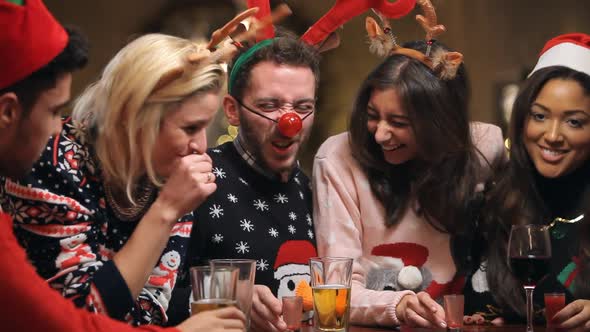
277, 112, 302, 138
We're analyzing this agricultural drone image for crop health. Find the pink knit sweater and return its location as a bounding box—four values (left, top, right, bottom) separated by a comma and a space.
312, 122, 505, 327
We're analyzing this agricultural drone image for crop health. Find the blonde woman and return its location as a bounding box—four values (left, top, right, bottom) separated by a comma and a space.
0, 33, 235, 327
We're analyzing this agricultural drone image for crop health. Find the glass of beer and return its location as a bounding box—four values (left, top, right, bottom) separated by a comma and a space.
189, 265, 238, 315
309, 257, 353, 332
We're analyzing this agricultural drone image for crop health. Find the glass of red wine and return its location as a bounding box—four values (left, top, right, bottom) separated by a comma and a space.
508, 224, 552, 332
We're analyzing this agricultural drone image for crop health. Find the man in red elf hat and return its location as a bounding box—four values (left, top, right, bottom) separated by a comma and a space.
0, 1, 246, 331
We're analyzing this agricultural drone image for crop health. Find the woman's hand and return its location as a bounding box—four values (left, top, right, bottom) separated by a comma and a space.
176, 306, 246, 332
552, 299, 590, 331
251, 285, 287, 332
395, 292, 447, 328
156, 152, 216, 223
113, 152, 216, 298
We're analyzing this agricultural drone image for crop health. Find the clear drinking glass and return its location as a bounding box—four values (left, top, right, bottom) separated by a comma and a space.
189, 266, 238, 315
508, 225, 552, 332
210, 259, 256, 330
309, 257, 353, 332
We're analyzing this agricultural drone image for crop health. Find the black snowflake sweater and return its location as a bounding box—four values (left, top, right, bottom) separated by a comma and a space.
167, 141, 317, 324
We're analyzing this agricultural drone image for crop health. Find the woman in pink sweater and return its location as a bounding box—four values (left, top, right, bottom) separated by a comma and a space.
312, 39, 505, 328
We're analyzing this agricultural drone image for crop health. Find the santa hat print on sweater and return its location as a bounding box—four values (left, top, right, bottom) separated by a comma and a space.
529, 33, 590, 77
274, 240, 317, 279
371, 242, 429, 290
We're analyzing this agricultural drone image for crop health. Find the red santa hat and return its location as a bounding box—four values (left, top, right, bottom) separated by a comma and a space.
529, 33, 590, 77
371, 242, 428, 267
0, 0, 68, 89
273, 240, 317, 280
371, 242, 429, 290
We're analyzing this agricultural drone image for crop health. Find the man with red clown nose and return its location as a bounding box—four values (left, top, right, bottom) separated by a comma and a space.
0, 1, 249, 332
168, 26, 321, 332
168, 1, 419, 331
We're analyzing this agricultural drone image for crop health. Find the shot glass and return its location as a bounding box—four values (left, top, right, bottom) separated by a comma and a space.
443, 294, 464, 331
545, 292, 565, 328
282, 296, 303, 332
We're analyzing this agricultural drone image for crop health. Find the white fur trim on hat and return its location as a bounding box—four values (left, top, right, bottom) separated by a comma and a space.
274, 263, 310, 280
529, 42, 590, 77
397, 266, 423, 290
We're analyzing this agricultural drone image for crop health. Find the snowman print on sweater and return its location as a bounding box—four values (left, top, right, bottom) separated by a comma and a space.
273, 240, 317, 299
147, 250, 181, 297
55, 233, 96, 270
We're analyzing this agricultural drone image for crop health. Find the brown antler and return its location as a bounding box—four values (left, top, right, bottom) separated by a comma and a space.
207, 7, 260, 51
193, 4, 291, 64
238, 3, 292, 45
415, 0, 445, 49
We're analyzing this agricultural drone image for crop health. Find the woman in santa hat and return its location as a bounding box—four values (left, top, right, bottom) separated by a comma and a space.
466, 33, 590, 330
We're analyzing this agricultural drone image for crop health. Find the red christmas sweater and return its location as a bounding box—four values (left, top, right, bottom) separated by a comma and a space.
0, 211, 177, 332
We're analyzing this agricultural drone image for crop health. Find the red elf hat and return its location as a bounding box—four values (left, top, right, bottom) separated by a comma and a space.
0, 0, 68, 89
529, 33, 590, 77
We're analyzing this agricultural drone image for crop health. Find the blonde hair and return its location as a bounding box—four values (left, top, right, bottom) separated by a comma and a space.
72, 33, 225, 204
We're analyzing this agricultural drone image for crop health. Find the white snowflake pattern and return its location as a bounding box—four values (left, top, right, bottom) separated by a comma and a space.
240, 219, 254, 232
288, 225, 296, 234
239, 177, 249, 186
212, 234, 224, 243
268, 228, 279, 238
253, 199, 269, 211
257, 259, 269, 271
235, 241, 250, 254
288, 212, 297, 221
299, 191, 304, 200
294, 177, 301, 185
274, 193, 288, 204
209, 204, 224, 218
227, 194, 238, 203
306, 214, 312, 226
213, 167, 226, 179
308, 229, 314, 239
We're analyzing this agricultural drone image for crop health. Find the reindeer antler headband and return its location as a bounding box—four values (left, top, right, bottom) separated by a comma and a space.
366, 0, 463, 80
224, 0, 418, 138
227, 0, 418, 95
151, 4, 291, 96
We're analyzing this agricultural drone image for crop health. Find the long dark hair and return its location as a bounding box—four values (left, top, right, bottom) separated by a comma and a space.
484, 66, 590, 315
349, 40, 487, 234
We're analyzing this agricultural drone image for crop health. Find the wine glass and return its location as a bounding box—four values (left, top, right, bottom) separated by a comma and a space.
508, 224, 552, 332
